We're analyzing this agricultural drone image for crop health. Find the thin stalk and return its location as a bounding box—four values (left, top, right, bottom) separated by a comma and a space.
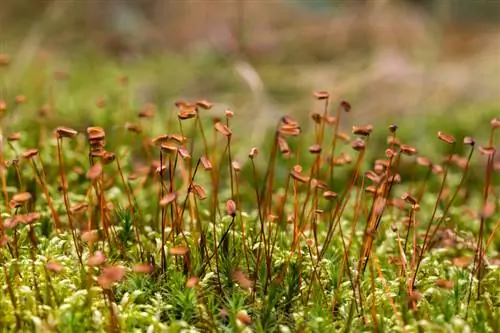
56, 137, 83, 265
369, 257, 379, 332
3, 264, 21, 330
0, 129, 11, 214
159, 149, 167, 273
234, 170, 250, 272
328, 103, 343, 185
30, 157, 62, 231
411, 144, 459, 289
115, 157, 144, 261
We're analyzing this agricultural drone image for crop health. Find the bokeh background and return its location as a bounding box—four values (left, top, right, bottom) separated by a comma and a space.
1, 0, 499, 155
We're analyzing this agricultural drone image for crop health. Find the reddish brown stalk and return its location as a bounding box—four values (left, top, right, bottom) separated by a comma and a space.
159, 149, 167, 273
3, 264, 21, 330
115, 157, 144, 261
182, 120, 200, 234
163, 166, 191, 253
369, 257, 379, 332
333, 202, 360, 315
29, 157, 62, 231
346, 177, 366, 253
311, 93, 329, 177
250, 153, 269, 300
233, 166, 250, 272
196, 113, 210, 158
43, 263, 61, 306
7, 139, 20, 157
359, 144, 404, 276
321, 146, 366, 259
373, 253, 405, 326
292, 177, 300, 249
402, 204, 416, 256
303, 234, 328, 307
168, 153, 178, 238
249, 152, 265, 235
84, 231, 97, 308
318, 93, 330, 144
175, 158, 201, 233
27, 225, 42, 305
403, 204, 419, 310
470, 148, 495, 305
0, 163, 9, 214
56, 137, 83, 265
485, 218, 500, 251
373, 155, 402, 233
296, 188, 321, 254
259, 128, 280, 219
327, 102, 349, 184
99, 170, 121, 256
209, 139, 233, 293
266, 123, 297, 274
312, 197, 321, 258
331, 176, 366, 315
104, 289, 120, 333
193, 193, 211, 274
415, 163, 433, 202
226, 117, 235, 199
354, 153, 402, 317
394, 224, 409, 283
296, 171, 319, 251
421, 144, 474, 255
195, 113, 218, 204
0, 128, 10, 214
225, 130, 237, 255
266, 174, 292, 290
12, 162, 23, 193
210, 124, 229, 223
411, 142, 458, 289
12, 221, 20, 278
199, 212, 236, 277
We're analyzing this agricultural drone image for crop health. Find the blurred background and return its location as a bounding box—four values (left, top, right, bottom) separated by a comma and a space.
1, 0, 499, 154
